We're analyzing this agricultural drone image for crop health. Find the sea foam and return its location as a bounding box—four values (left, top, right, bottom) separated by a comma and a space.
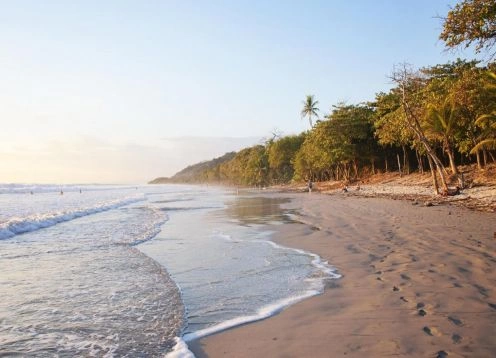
0, 196, 145, 240
166, 337, 195, 358
180, 231, 341, 342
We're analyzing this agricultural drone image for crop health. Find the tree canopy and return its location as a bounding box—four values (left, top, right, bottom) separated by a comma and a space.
151, 1, 496, 194
440, 0, 496, 58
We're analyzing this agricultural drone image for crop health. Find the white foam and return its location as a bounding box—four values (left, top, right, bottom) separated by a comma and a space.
166, 337, 195, 358
219, 230, 341, 282
183, 290, 320, 342
0, 183, 139, 194
182, 231, 341, 342
0, 196, 145, 240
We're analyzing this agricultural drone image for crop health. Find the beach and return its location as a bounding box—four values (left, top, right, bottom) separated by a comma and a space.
189, 192, 496, 357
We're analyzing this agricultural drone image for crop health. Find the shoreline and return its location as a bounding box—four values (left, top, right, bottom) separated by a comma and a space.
188, 192, 496, 357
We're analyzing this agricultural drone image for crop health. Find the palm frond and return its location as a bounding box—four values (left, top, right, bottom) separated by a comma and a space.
475, 113, 496, 127
470, 138, 496, 154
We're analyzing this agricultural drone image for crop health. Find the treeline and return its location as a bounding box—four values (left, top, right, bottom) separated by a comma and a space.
152, 0, 496, 193
157, 58, 495, 190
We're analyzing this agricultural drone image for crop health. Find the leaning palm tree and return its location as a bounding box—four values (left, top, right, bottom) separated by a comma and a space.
301, 95, 319, 128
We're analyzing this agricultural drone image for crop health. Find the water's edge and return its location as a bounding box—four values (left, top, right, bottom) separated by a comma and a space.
157, 193, 341, 357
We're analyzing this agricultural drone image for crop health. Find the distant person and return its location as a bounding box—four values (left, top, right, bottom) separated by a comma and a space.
80, 189, 82, 194
30, 191, 33, 195
342, 185, 348, 193
60, 190, 63, 195
308, 179, 313, 193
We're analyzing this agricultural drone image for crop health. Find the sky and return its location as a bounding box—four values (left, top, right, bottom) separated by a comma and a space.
0, 0, 475, 184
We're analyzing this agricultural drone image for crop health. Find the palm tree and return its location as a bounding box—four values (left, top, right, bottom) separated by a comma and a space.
470, 113, 496, 153
301, 95, 319, 128
470, 71, 496, 164
426, 98, 459, 175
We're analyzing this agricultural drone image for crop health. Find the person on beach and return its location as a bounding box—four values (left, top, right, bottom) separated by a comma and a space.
308, 179, 313, 193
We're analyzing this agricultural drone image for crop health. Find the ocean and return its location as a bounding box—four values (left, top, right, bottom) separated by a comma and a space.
0, 184, 339, 357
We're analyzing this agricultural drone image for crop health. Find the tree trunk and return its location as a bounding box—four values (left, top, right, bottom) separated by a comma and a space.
483, 149, 488, 167
489, 151, 496, 163
476, 151, 482, 170
427, 155, 439, 195
402, 145, 410, 175
385, 156, 388, 172
397, 154, 402, 177
446, 147, 458, 175
396, 70, 449, 193
416, 150, 424, 174
371, 159, 375, 175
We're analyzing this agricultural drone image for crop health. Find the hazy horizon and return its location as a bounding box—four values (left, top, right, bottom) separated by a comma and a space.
0, 136, 262, 184
1, 0, 476, 183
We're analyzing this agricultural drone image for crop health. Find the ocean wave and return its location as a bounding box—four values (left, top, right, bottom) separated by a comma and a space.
182, 290, 320, 342
0, 183, 140, 195
159, 206, 222, 212
179, 231, 341, 343
0, 196, 145, 240
126, 208, 169, 246
166, 337, 195, 358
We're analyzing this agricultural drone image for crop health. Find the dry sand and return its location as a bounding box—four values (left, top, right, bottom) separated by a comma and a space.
189, 192, 496, 357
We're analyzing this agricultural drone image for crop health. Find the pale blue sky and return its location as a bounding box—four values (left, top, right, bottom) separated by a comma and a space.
0, 0, 474, 183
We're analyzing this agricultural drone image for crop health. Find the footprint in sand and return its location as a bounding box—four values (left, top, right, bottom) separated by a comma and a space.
436, 351, 449, 358
418, 309, 427, 316
451, 333, 462, 344
474, 284, 489, 297
423, 326, 441, 337
448, 316, 463, 326
400, 296, 409, 302
393, 286, 400, 292
400, 273, 410, 280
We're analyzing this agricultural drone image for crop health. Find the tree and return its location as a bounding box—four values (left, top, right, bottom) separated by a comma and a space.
294, 103, 375, 182
471, 70, 496, 156
440, 0, 496, 58
268, 134, 305, 183
425, 98, 459, 174
420, 60, 480, 175
391, 64, 450, 194
373, 91, 416, 174
301, 95, 320, 128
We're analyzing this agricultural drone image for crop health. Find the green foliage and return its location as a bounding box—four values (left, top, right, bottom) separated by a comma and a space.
373, 91, 414, 147
471, 70, 496, 153
268, 134, 305, 183
440, 0, 496, 57
151, 4, 496, 186
293, 103, 375, 181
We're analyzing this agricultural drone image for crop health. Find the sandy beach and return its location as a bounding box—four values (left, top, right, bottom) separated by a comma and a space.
189, 192, 496, 357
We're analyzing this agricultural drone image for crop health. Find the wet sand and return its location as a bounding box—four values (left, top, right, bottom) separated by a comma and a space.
189, 193, 496, 357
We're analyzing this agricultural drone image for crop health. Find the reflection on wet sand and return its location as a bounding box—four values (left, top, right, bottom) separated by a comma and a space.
221, 196, 293, 225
